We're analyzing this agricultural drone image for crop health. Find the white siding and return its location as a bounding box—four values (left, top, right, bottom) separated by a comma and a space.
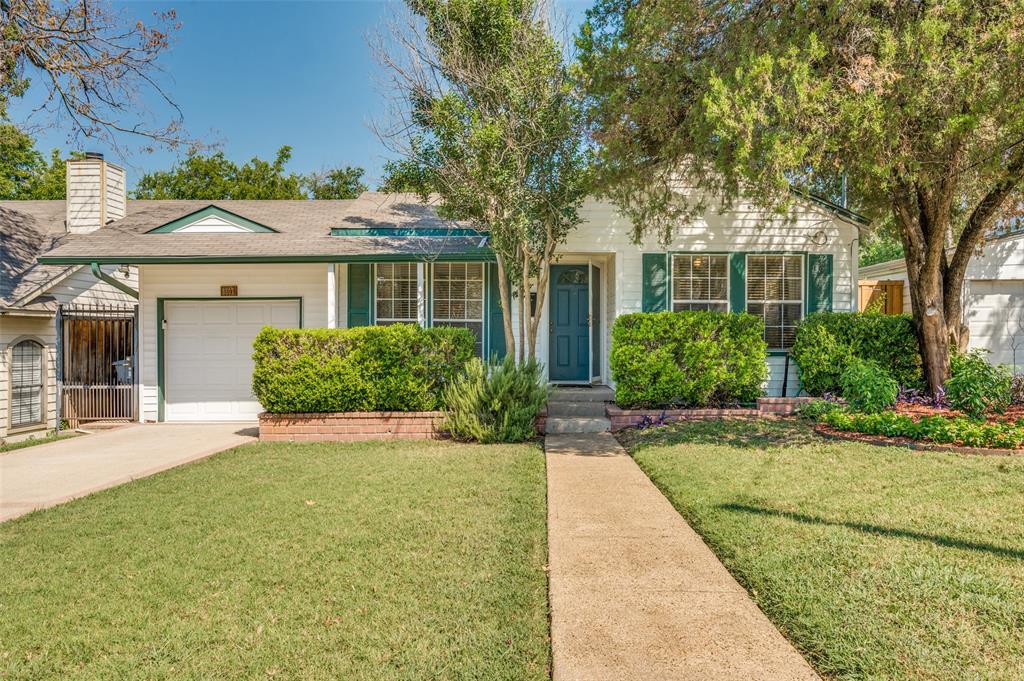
48, 265, 138, 306
0, 316, 57, 438
138, 264, 328, 421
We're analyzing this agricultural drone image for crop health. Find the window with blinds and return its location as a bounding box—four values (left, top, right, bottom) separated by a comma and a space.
746, 254, 804, 349
375, 263, 419, 325
10, 340, 44, 427
433, 263, 485, 355
672, 254, 729, 312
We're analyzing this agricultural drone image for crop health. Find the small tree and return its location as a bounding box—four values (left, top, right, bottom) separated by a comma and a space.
579, 0, 1024, 393
374, 0, 589, 361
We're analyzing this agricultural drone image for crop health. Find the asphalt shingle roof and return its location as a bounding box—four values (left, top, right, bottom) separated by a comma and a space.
0, 201, 76, 308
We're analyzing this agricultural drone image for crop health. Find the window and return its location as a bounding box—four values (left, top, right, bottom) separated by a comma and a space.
672, 254, 729, 312
375, 263, 419, 325
433, 263, 485, 355
746, 254, 803, 349
10, 340, 44, 428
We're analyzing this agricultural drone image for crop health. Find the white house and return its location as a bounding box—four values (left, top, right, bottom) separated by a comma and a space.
860, 230, 1024, 370
35, 155, 866, 423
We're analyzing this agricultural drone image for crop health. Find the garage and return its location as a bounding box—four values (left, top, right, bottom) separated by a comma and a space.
964, 280, 1024, 370
164, 299, 301, 421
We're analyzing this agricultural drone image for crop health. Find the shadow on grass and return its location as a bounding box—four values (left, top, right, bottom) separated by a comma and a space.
719, 502, 1024, 561
620, 418, 823, 453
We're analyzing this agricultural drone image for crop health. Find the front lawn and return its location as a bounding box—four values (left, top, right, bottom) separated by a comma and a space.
0, 440, 549, 680
622, 419, 1024, 680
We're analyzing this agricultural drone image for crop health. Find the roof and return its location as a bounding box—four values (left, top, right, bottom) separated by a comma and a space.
0, 201, 77, 310
37, 193, 490, 265
858, 222, 1024, 279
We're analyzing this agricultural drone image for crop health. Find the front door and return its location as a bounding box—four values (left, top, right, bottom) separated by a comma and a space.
549, 264, 590, 382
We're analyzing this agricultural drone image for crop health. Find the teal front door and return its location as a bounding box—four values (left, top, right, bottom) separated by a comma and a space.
549, 264, 590, 382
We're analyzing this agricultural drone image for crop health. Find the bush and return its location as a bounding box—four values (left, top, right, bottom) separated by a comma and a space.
252, 324, 475, 413
945, 350, 1011, 420
840, 358, 899, 414
820, 409, 1024, 449
791, 312, 921, 396
610, 310, 767, 408
797, 398, 844, 420
443, 356, 548, 443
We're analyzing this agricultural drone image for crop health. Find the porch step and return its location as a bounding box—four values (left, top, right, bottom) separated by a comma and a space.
549, 386, 615, 403
544, 416, 612, 434
546, 401, 609, 418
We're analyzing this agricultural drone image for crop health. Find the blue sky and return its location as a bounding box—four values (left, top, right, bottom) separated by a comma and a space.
10, 1, 589, 190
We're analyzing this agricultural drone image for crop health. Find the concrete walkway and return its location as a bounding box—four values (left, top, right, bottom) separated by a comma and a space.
546, 432, 818, 680
1, 424, 256, 522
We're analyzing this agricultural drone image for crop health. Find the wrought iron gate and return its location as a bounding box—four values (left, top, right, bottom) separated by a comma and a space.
56, 304, 138, 427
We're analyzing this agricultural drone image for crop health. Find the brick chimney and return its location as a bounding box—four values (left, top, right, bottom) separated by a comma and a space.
65, 153, 126, 234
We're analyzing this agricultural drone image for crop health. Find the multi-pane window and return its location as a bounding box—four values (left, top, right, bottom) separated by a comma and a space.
433, 263, 485, 355
672, 254, 729, 312
10, 340, 44, 427
375, 263, 419, 325
746, 254, 803, 349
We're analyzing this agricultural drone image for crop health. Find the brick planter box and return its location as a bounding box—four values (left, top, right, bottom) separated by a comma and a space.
756, 397, 815, 415
606, 404, 760, 431
259, 411, 445, 442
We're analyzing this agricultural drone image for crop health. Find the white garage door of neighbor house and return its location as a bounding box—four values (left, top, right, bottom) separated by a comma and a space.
165, 299, 300, 421
965, 280, 1024, 371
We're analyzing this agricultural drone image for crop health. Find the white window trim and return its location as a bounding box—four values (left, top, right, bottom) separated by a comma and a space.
745, 253, 806, 350
670, 253, 730, 311
8, 336, 47, 431
374, 262, 420, 325
431, 262, 485, 327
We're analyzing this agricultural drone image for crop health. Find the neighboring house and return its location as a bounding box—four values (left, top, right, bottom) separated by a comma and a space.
1, 156, 138, 439
860, 230, 1024, 370
35, 155, 866, 423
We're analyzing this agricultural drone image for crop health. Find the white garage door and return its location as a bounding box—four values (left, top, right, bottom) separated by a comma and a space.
964, 280, 1024, 370
165, 299, 300, 421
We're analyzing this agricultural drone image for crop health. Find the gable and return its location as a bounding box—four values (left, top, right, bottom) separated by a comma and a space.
147, 206, 277, 234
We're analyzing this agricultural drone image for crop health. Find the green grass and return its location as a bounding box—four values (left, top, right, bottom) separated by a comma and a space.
623, 418, 1024, 680
0, 430, 79, 453
0, 440, 550, 680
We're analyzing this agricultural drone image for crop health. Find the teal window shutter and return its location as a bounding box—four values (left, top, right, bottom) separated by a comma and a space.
486, 262, 507, 359
641, 253, 669, 312
729, 253, 747, 313
347, 263, 372, 327
807, 254, 834, 313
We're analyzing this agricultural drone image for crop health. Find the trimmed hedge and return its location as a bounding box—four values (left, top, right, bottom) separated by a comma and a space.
252, 324, 475, 413
610, 310, 767, 408
791, 312, 922, 396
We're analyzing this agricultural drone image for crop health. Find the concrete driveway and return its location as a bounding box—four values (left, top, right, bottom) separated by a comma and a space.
0, 424, 257, 522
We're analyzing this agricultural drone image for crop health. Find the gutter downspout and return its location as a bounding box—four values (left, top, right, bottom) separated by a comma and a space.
91, 262, 138, 299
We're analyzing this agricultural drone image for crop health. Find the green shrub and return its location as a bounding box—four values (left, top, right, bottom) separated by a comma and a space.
791, 312, 921, 395
251, 324, 475, 413
443, 356, 548, 443
610, 311, 767, 408
840, 358, 899, 414
797, 399, 844, 420
945, 350, 1011, 420
819, 409, 1024, 449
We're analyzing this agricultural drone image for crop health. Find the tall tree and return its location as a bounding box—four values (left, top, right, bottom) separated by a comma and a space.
375, 0, 590, 360
0, 123, 65, 199
133, 146, 306, 200
1, 0, 187, 149
303, 166, 368, 200
579, 0, 1024, 393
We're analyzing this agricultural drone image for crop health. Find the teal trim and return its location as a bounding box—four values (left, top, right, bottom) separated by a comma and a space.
486, 262, 507, 360
39, 252, 497, 266
729, 253, 747, 313
147, 205, 278, 233
641, 253, 669, 312
789, 187, 871, 226
90, 262, 138, 299
424, 263, 432, 327
767, 349, 791, 357
347, 264, 372, 327
807, 253, 834, 313
331, 227, 484, 237
156, 296, 302, 422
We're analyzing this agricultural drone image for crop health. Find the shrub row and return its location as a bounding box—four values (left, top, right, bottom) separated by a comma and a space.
252, 325, 475, 413
610, 310, 767, 408
819, 409, 1024, 450
791, 312, 921, 395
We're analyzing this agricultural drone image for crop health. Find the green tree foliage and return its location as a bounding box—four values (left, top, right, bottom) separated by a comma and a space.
303, 166, 368, 200
0, 123, 65, 199
859, 234, 904, 268
377, 0, 590, 360
579, 1, 1024, 393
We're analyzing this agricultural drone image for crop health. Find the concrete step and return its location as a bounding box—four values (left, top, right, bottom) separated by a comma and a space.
544, 416, 612, 434
546, 401, 609, 418
549, 386, 615, 403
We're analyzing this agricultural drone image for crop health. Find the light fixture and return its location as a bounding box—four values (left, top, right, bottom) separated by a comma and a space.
810, 229, 829, 246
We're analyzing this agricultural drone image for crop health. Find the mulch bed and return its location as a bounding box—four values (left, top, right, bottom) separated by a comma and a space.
814, 422, 1024, 457
893, 402, 1024, 424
